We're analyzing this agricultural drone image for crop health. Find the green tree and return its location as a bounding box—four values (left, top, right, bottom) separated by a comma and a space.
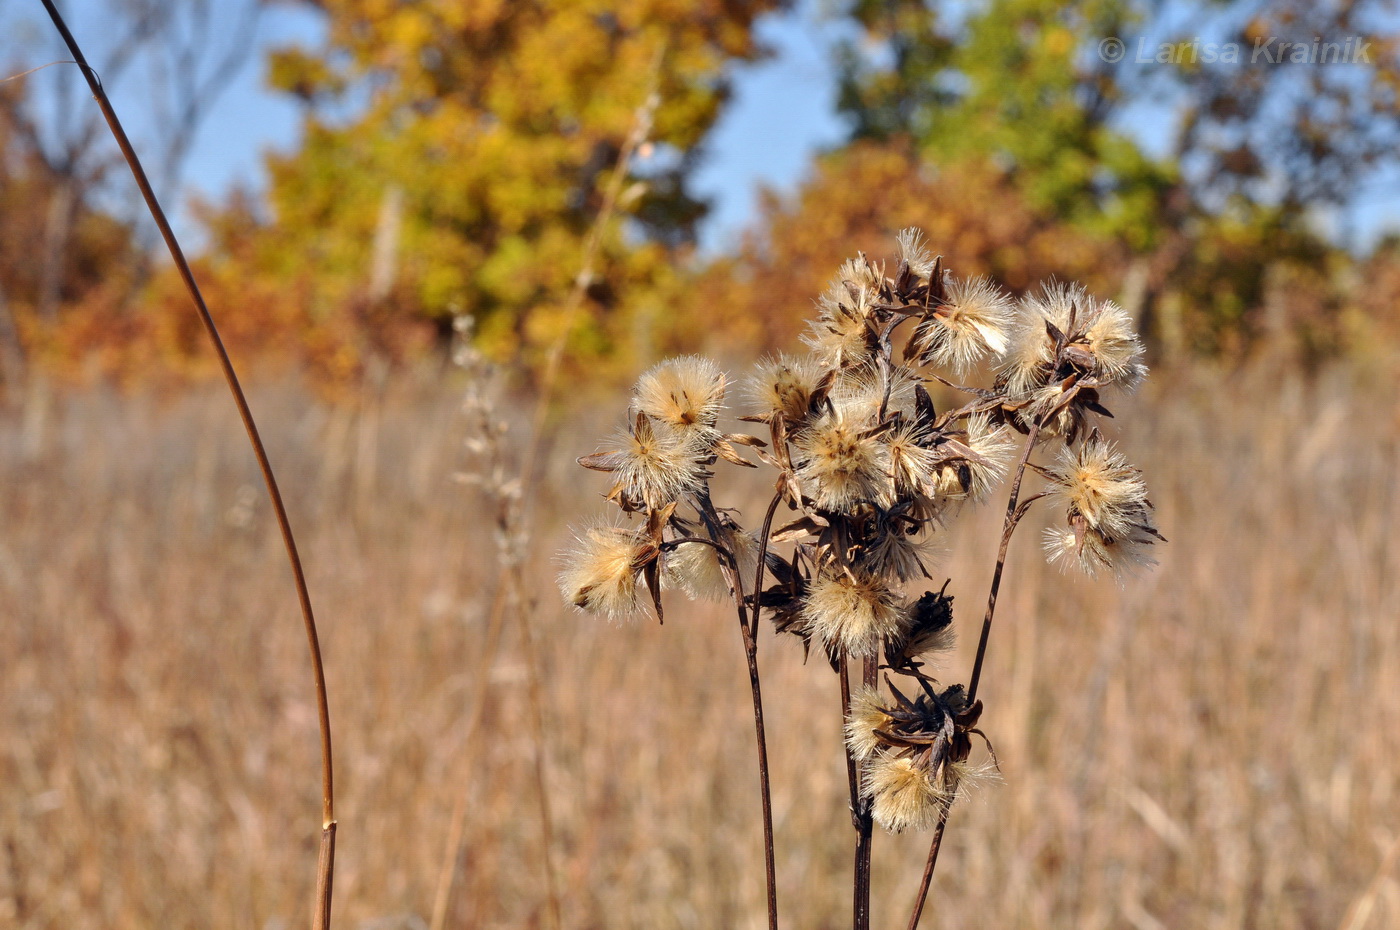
835, 0, 1400, 353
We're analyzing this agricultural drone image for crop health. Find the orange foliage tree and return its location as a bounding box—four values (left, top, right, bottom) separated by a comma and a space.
676, 141, 1126, 357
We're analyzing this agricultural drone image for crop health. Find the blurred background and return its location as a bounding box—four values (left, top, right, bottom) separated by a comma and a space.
1, 1, 1398, 927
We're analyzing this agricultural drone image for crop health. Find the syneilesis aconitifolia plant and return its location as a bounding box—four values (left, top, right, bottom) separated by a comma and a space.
560, 229, 1164, 928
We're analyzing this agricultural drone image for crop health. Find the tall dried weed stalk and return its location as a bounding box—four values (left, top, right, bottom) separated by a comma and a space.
560, 229, 1164, 928
35, 5, 337, 927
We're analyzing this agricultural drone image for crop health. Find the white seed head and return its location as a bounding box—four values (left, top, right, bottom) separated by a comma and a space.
604, 415, 707, 508
793, 409, 892, 512
928, 275, 1013, 372
895, 227, 935, 278
1043, 518, 1160, 578
1083, 302, 1147, 389
845, 686, 893, 763
933, 414, 1014, 503
804, 279, 878, 368
1047, 437, 1151, 540
1042, 440, 1162, 578
864, 755, 951, 833
748, 353, 826, 423
633, 355, 727, 441
558, 523, 650, 619
829, 364, 919, 422
1001, 281, 1145, 399
802, 569, 908, 658
885, 423, 940, 499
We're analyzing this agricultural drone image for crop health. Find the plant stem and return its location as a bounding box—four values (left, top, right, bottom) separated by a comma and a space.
739, 607, 780, 930
967, 421, 1041, 705
855, 654, 877, 930
905, 422, 1041, 926
749, 490, 784, 639
35, 3, 336, 926
698, 495, 778, 930
839, 652, 874, 930
904, 810, 949, 930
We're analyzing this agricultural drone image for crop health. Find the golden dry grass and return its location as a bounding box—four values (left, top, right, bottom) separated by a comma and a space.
2, 361, 1398, 928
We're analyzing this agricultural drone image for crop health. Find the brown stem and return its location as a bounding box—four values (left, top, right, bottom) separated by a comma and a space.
967, 421, 1041, 705
748, 490, 784, 639
696, 495, 778, 930
904, 810, 949, 930
904, 422, 1041, 927
739, 609, 779, 930
428, 582, 511, 930
35, 3, 337, 926
839, 652, 874, 930
511, 576, 563, 930
855, 654, 877, 930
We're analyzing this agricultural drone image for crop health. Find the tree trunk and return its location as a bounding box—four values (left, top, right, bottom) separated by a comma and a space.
0, 279, 26, 394
38, 175, 78, 325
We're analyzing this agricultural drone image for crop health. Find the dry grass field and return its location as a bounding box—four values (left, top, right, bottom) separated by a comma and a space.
1, 359, 1398, 929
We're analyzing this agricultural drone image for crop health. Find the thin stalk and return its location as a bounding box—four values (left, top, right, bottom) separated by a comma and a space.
431, 67, 661, 928
839, 653, 859, 826
738, 605, 779, 930
967, 421, 1041, 705
854, 654, 877, 930
506, 571, 563, 930
839, 652, 873, 930
428, 582, 510, 930
904, 811, 949, 930
698, 496, 778, 930
748, 490, 784, 639
905, 421, 1041, 926
35, 3, 336, 926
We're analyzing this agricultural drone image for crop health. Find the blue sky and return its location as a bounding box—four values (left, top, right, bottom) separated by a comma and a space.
8, 0, 1397, 253
31, 0, 855, 254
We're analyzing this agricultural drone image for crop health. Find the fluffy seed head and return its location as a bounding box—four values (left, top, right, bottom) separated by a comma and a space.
793, 410, 891, 512
864, 527, 935, 582
896, 227, 935, 278
864, 755, 950, 833
933, 414, 1015, 503
666, 526, 760, 601
604, 415, 707, 508
829, 364, 920, 423
805, 276, 879, 368
885, 422, 939, 499
802, 569, 908, 658
633, 356, 726, 441
925, 276, 1013, 372
1001, 281, 1145, 399
1047, 437, 1150, 540
1043, 437, 1163, 577
845, 686, 893, 763
1044, 516, 1161, 578
1083, 301, 1147, 388
748, 353, 826, 424
558, 524, 651, 619
839, 254, 884, 293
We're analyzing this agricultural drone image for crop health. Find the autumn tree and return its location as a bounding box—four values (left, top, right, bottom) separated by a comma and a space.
211, 0, 788, 379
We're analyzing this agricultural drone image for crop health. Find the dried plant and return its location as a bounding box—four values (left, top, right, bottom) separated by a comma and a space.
560, 229, 1164, 928
34, 4, 338, 928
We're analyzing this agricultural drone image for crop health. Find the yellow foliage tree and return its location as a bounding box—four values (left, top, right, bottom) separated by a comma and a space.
204, 0, 786, 381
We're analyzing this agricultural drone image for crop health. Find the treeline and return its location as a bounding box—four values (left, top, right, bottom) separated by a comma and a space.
2, 0, 1398, 391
